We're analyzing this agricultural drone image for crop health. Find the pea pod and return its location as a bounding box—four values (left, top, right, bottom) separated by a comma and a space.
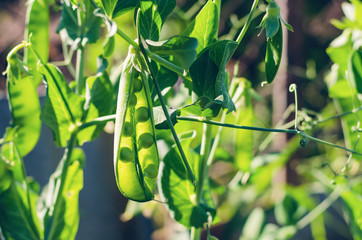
113, 52, 159, 202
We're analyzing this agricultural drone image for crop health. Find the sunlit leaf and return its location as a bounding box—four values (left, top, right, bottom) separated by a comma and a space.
138, 0, 176, 41
39, 63, 85, 147
146, 35, 198, 69
181, 0, 219, 54
24, 0, 49, 86
5, 48, 41, 157
265, 21, 282, 83
189, 40, 237, 115
159, 131, 215, 228
40, 148, 84, 240
57, 0, 101, 45
349, 48, 362, 94
0, 142, 42, 240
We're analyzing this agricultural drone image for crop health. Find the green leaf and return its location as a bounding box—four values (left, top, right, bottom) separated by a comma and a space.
24, 0, 49, 86
341, 187, 362, 239
112, 0, 140, 18
153, 106, 178, 129
39, 63, 85, 147
240, 208, 265, 240
103, 35, 115, 57
101, 0, 117, 17
189, 40, 237, 115
148, 60, 178, 101
349, 48, 362, 94
0, 142, 42, 240
77, 71, 115, 144
181, 0, 219, 54
138, 0, 176, 41
328, 80, 356, 98
234, 79, 253, 172
57, 0, 101, 45
274, 195, 299, 226
327, 30, 353, 74
265, 21, 282, 83
146, 35, 198, 69
159, 131, 215, 228
40, 148, 84, 240
5, 49, 41, 157
181, 97, 222, 118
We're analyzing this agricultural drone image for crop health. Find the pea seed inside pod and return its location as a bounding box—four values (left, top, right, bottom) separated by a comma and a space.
135, 107, 149, 122
129, 94, 137, 106
120, 147, 134, 162
138, 133, 154, 148
133, 78, 143, 92
123, 122, 134, 137
144, 164, 158, 179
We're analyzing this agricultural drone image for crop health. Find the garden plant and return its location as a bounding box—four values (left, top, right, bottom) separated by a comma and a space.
0, 0, 361, 239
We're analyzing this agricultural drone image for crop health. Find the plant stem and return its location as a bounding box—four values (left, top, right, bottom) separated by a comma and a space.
178, 116, 297, 134
79, 114, 116, 130
137, 34, 196, 185
76, 7, 85, 94
296, 188, 341, 230
191, 121, 213, 239
177, 116, 362, 155
236, 0, 260, 44
46, 132, 77, 239
75, 47, 85, 94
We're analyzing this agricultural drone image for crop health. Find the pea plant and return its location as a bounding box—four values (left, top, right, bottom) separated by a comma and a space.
0, 0, 361, 239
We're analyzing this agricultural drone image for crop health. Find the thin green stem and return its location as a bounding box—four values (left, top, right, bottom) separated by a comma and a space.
137, 34, 196, 185
178, 116, 362, 155
289, 84, 298, 129
79, 114, 116, 130
46, 131, 77, 239
313, 106, 362, 125
197, 122, 213, 202
178, 116, 297, 134
296, 188, 341, 230
236, 0, 260, 44
75, 47, 85, 94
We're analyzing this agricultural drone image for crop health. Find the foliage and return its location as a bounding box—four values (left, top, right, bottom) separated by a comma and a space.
0, 0, 361, 239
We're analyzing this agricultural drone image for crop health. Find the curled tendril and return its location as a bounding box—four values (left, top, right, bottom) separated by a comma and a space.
289, 83, 297, 93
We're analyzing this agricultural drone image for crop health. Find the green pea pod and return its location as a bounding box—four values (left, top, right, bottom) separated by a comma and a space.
113, 52, 159, 202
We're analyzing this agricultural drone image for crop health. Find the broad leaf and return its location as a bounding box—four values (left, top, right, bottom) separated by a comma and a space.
181, 97, 222, 118
341, 187, 362, 239
77, 72, 115, 144
57, 0, 101, 45
40, 148, 84, 240
240, 208, 265, 240
327, 30, 353, 75
234, 79, 254, 172
189, 40, 237, 115
159, 131, 215, 228
0, 142, 42, 240
265, 21, 282, 83
349, 48, 362, 93
148, 60, 178, 101
138, 0, 176, 41
181, 0, 219, 54
146, 35, 198, 69
153, 106, 178, 129
5, 49, 41, 157
113, 0, 140, 18
24, 0, 49, 86
39, 63, 85, 147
